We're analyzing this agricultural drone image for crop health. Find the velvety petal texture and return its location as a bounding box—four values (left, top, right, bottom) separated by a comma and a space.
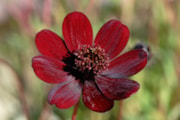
48, 79, 82, 109
94, 20, 129, 59
82, 81, 114, 112
63, 12, 93, 52
95, 76, 139, 100
101, 49, 147, 78
35, 29, 68, 60
32, 56, 69, 83
32, 12, 148, 113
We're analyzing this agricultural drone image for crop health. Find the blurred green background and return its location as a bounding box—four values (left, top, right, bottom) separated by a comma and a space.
0, 0, 180, 120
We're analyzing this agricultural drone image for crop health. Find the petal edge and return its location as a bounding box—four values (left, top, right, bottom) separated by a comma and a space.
94, 20, 129, 59
82, 81, 114, 112
101, 49, 147, 78
48, 79, 82, 109
35, 29, 68, 60
32, 56, 69, 83
95, 76, 140, 100
63, 12, 93, 52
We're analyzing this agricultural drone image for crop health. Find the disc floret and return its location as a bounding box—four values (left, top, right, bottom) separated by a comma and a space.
73, 45, 109, 74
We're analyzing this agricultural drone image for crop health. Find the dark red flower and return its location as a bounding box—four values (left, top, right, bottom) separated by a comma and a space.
32, 12, 147, 112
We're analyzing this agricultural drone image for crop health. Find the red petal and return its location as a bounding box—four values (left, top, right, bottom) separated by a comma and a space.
101, 49, 147, 78
48, 79, 82, 109
94, 20, 129, 59
95, 76, 140, 100
62, 12, 93, 52
35, 29, 68, 60
82, 81, 114, 112
32, 56, 69, 83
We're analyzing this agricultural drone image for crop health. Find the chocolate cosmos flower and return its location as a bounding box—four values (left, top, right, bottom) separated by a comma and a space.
32, 12, 147, 112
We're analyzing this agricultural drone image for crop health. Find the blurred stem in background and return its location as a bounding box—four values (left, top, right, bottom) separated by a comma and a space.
43, 0, 53, 27
0, 58, 30, 120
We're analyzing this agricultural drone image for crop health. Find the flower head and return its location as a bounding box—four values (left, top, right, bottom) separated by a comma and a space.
32, 12, 147, 112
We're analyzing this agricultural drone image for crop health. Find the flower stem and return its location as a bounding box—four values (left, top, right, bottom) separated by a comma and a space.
116, 101, 123, 120
72, 101, 80, 120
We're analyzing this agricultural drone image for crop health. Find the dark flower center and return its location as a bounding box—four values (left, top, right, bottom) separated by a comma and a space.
63, 45, 109, 83
74, 45, 109, 74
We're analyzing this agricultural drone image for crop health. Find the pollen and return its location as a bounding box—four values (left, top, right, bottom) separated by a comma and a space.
73, 45, 109, 75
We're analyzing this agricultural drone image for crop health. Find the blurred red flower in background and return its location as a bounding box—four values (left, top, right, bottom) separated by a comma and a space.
32, 12, 147, 112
